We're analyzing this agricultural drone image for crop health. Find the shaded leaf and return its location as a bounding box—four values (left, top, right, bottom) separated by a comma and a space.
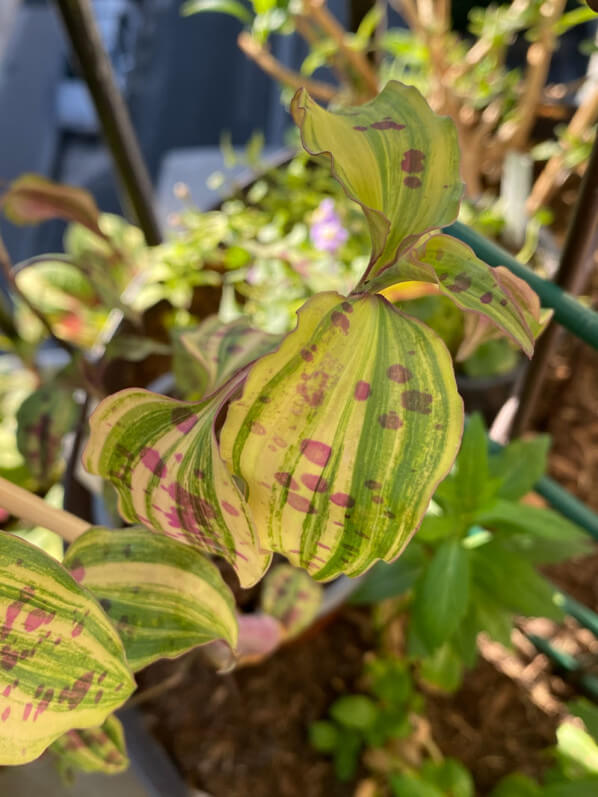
50, 715, 128, 777
220, 291, 463, 580
83, 382, 270, 588
569, 698, 598, 743
330, 694, 378, 730
420, 758, 474, 797
419, 642, 463, 692
260, 564, 322, 635
350, 541, 425, 604
474, 500, 592, 564
290, 82, 462, 287
390, 772, 444, 797
413, 539, 470, 649
63, 527, 238, 671
0, 533, 134, 765
174, 315, 281, 400
2, 175, 104, 237
16, 384, 78, 488
489, 435, 550, 501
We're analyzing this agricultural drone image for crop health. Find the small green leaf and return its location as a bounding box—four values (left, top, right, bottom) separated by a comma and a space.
350, 542, 425, 604
420, 758, 474, 797
260, 564, 322, 636
490, 773, 542, 797
49, 715, 129, 777
474, 500, 592, 564
181, 0, 253, 23
413, 539, 470, 649
390, 772, 445, 797
309, 720, 339, 752
16, 383, 78, 488
63, 527, 238, 671
0, 533, 135, 765
290, 82, 462, 287
471, 540, 563, 621
556, 721, 598, 775
333, 728, 362, 781
330, 695, 378, 731
489, 435, 550, 501
419, 642, 464, 692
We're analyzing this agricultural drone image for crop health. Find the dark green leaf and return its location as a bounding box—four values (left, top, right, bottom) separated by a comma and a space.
420, 642, 464, 692
452, 606, 480, 667
333, 728, 362, 781
420, 758, 474, 797
471, 586, 513, 647
330, 695, 379, 731
471, 540, 564, 620
366, 657, 413, 707
418, 513, 463, 543
350, 542, 425, 604
390, 772, 444, 797
489, 436, 550, 501
450, 413, 494, 513
309, 720, 339, 753
569, 698, 598, 744
413, 539, 470, 649
490, 773, 542, 797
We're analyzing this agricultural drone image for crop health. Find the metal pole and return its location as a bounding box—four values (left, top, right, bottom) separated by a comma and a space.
511, 129, 598, 436
53, 0, 162, 246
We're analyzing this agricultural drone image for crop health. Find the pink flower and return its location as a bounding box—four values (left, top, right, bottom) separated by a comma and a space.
309, 199, 348, 254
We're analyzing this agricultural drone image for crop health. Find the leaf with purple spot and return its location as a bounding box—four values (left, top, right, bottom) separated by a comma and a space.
83, 380, 271, 588
220, 291, 463, 581
260, 564, 322, 637
49, 714, 129, 777
0, 533, 134, 765
63, 526, 238, 671
291, 82, 462, 290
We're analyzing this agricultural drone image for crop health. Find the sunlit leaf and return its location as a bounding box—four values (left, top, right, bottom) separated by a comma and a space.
181, 0, 254, 23
83, 381, 271, 588
50, 715, 129, 777
174, 315, 281, 400
291, 82, 462, 287
0, 533, 135, 765
2, 175, 104, 238
260, 564, 322, 635
376, 235, 538, 356
63, 526, 238, 671
220, 291, 463, 580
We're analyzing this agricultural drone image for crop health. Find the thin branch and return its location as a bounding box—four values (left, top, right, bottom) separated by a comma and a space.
237, 32, 338, 103
527, 83, 598, 213
0, 475, 90, 543
305, 0, 379, 97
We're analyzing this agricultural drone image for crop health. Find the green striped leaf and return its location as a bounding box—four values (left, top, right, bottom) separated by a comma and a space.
63, 527, 238, 671
83, 382, 271, 588
377, 235, 541, 356
50, 715, 129, 777
220, 291, 463, 580
260, 564, 322, 635
0, 533, 135, 765
290, 82, 462, 288
173, 315, 281, 400
16, 382, 78, 488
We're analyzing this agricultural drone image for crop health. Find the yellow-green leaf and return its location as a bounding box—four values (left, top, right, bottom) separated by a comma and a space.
0, 533, 135, 765
50, 715, 129, 777
220, 291, 463, 580
173, 315, 281, 400
290, 82, 462, 288
377, 235, 541, 356
83, 383, 271, 588
63, 527, 238, 671
260, 564, 322, 636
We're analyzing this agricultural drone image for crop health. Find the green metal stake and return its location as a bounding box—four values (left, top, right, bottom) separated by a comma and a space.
53, 0, 162, 246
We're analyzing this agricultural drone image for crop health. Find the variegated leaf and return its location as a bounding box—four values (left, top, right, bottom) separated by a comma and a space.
0, 533, 135, 765
220, 291, 463, 581
16, 383, 78, 487
378, 235, 539, 356
50, 715, 128, 777
173, 315, 281, 400
63, 527, 238, 671
260, 564, 322, 636
290, 82, 462, 288
2, 174, 104, 238
83, 382, 271, 588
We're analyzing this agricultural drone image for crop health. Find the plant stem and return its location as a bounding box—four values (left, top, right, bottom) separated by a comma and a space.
0, 475, 90, 543
305, 0, 379, 97
237, 32, 338, 103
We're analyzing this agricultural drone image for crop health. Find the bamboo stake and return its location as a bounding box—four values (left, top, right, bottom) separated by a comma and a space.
237, 32, 338, 103
305, 0, 379, 97
0, 476, 90, 543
